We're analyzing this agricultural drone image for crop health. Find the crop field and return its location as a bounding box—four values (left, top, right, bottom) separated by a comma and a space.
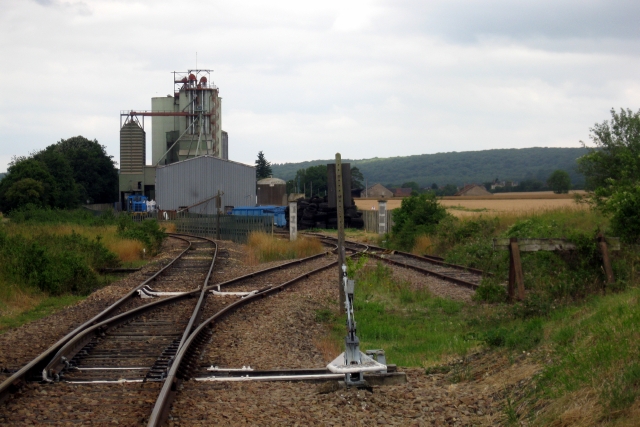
355, 191, 587, 217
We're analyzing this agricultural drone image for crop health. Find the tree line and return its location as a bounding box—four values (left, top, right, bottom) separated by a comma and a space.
0, 136, 118, 212
271, 147, 588, 189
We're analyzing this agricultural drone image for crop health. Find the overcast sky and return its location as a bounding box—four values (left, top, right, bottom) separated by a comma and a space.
1, 0, 639, 172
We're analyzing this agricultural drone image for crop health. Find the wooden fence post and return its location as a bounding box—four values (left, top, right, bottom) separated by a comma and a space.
508, 237, 525, 301
597, 232, 615, 285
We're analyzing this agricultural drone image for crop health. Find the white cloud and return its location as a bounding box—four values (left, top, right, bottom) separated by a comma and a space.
0, 0, 638, 172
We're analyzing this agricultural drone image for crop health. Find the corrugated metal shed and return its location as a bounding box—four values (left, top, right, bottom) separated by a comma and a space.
256, 177, 287, 206
156, 156, 256, 214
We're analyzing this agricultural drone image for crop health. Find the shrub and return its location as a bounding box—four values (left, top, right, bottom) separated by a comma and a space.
391, 193, 449, 250
0, 229, 119, 296
117, 214, 166, 255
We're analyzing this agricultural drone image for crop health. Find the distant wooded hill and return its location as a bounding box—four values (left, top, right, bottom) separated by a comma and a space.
271, 147, 588, 187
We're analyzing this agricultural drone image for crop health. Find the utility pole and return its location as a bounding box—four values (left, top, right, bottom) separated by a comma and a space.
336, 153, 346, 310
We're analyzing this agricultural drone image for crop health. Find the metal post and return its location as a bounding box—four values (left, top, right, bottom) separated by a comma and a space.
215, 190, 222, 240
378, 200, 387, 235
336, 153, 346, 310
289, 202, 297, 241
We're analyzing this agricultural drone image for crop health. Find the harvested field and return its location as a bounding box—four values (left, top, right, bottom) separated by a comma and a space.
355, 191, 586, 217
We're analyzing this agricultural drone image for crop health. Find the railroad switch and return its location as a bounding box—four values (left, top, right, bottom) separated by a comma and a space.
327, 265, 387, 387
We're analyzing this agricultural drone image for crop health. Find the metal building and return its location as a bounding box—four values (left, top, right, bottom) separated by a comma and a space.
119, 69, 231, 209
257, 177, 287, 206
156, 156, 256, 214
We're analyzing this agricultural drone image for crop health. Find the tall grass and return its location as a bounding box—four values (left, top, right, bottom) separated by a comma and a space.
0, 209, 168, 331
4, 224, 145, 264
244, 232, 323, 264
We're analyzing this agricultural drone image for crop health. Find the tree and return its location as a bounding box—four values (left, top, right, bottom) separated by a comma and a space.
255, 151, 272, 180
351, 166, 364, 189
5, 178, 45, 208
577, 108, 640, 242
34, 149, 82, 208
431, 183, 438, 190
391, 193, 449, 250
303, 165, 328, 197
401, 182, 420, 192
0, 158, 60, 211
435, 184, 458, 196
547, 170, 571, 194
49, 136, 118, 203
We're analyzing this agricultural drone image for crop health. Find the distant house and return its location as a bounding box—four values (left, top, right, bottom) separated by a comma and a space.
394, 188, 413, 197
361, 183, 393, 198
491, 179, 518, 190
454, 184, 492, 196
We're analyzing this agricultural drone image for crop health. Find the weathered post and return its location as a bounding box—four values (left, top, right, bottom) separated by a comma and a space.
508, 237, 525, 301
215, 190, 222, 240
336, 153, 346, 310
597, 232, 614, 285
289, 201, 297, 242
378, 200, 387, 235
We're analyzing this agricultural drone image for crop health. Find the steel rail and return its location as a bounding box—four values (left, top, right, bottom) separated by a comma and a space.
147, 248, 366, 426
44, 234, 219, 380
0, 233, 196, 403
308, 233, 487, 276
203, 247, 336, 292
43, 238, 334, 381
43, 289, 201, 380
367, 253, 479, 290
309, 233, 484, 289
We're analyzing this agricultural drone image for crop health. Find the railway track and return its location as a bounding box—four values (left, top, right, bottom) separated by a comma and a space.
0, 234, 360, 425
308, 233, 486, 289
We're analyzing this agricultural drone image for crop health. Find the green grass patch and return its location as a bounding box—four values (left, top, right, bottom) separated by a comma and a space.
330, 262, 486, 366
537, 288, 640, 409
0, 294, 85, 333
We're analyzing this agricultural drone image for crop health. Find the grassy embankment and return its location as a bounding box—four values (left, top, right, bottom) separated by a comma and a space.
0, 209, 167, 332
315, 206, 640, 425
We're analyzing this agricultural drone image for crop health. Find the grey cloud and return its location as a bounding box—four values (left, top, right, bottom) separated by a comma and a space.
385, 0, 640, 42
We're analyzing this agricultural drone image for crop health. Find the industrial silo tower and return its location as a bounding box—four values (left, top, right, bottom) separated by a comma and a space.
150, 70, 224, 165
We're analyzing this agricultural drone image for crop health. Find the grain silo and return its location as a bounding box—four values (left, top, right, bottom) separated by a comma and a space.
257, 177, 287, 206
118, 117, 147, 206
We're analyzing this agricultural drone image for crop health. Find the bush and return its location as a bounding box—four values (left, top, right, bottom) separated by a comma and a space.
391, 193, 449, 250
0, 228, 119, 296
117, 214, 166, 255
547, 169, 571, 194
